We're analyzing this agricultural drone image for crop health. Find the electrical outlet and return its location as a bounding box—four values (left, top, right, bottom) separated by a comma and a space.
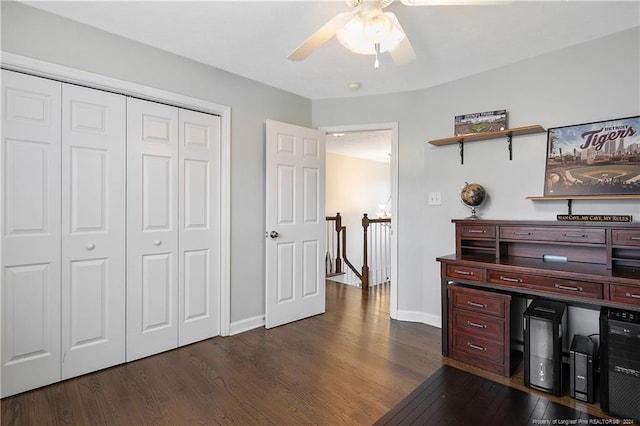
428, 191, 442, 205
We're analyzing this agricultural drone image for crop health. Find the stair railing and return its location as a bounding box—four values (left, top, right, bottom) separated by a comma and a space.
326, 212, 391, 289
361, 213, 392, 289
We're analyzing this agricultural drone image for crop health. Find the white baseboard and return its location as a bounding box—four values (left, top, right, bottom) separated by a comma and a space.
422, 313, 442, 328
229, 315, 265, 336
229, 311, 441, 336
396, 310, 442, 328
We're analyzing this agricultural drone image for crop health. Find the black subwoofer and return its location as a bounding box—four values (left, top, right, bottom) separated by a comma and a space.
600, 308, 640, 421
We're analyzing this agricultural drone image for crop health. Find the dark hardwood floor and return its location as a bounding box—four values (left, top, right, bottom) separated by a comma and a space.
1, 281, 612, 425
375, 365, 603, 425
1, 282, 441, 425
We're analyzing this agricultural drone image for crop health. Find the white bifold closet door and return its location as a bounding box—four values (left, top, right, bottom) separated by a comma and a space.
60, 83, 126, 379
178, 109, 221, 346
1, 71, 221, 395
126, 98, 220, 361
1, 72, 127, 396
126, 99, 180, 361
1, 70, 62, 397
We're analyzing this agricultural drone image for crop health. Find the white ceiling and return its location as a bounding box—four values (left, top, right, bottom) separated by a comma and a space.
326, 129, 392, 163
23, 0, 640, 100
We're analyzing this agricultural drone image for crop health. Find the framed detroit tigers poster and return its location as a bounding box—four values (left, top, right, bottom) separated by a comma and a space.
544, 116, 640, 196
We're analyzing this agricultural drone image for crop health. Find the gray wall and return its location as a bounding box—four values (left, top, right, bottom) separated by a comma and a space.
1, 1, 312, 325
3, 1, 639, 331
313, 27, 640, 326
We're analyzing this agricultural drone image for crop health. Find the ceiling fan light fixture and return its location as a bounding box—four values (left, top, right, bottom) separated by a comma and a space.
362, 10, 392, 44
336, 11, 405, 56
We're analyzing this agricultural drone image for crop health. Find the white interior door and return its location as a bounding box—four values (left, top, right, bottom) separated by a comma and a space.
265, 120, 326, 328
178, 109, 221, 345
1, 70, 62, 397
61, 83, 126, 379
126, 98, 179, 361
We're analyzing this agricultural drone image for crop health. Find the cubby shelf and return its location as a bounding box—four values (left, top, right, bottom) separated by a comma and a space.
427, 125, 546, 164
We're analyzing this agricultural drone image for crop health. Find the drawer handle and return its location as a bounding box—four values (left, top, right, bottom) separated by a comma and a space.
467, 321, 487, 329
625, 293, 640, 299
555, 284, 583, 292
467, 301, 487, 309
453, 269, 473, 276
467, 230, 486, 234
563, 233, 588, 238
500, 276, 523, 283
467, 343, 487, 351
630, 236, 640, 241
513, 232, 532, 236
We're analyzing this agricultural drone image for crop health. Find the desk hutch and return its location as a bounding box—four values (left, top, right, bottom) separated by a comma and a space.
437, 219, 640, 378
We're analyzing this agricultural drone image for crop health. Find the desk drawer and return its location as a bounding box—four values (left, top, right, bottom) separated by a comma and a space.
610, 284, 640, 307
460, 225, 495, 239
486, 270, 603, 300
499, 227, 605, 244
446, 264, 483, 282
449, 286, 508, 318
452, 309, 504, 341
612, 229, 640, 247
451, 330, 504, 364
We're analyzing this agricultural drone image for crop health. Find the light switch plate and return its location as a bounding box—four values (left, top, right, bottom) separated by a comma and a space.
428, 192, 442, 205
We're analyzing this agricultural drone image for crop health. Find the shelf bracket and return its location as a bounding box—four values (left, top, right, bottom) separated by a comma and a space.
567, 199, 572, 215
507, 134, 513, 160
458, 139, 464, 165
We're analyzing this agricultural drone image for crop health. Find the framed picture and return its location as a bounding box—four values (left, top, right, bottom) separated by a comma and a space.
455, 109, 507, 136
544, 116, 640, 196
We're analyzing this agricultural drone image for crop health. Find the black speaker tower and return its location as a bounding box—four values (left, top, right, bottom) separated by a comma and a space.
600, 308, 640, 421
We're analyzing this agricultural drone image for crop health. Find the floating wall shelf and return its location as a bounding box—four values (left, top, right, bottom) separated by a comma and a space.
428, 125, 546, 164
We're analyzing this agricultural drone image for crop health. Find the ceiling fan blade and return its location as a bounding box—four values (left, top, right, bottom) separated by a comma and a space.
287, 11, 357, 61
389, 35, 416, 65
386, 13, 416, 65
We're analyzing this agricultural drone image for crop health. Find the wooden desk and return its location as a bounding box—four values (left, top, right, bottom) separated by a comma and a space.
437, 219, 640, 376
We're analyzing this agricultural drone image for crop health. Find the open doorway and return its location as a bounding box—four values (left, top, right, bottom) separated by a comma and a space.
320, 123, 398, 319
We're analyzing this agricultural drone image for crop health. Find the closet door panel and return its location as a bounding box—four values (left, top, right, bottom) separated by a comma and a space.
61, 84, 126, 379
1, 70, 62, 397
178, 109, 221, 345
127, 98, 179, 361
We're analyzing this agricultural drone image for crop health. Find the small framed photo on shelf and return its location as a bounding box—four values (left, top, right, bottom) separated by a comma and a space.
544, 115, 640, 196
454, 109, 507, 136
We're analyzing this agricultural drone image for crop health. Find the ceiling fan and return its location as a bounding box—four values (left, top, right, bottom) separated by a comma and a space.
287, 0, 414, 68
287, 0, 506, 68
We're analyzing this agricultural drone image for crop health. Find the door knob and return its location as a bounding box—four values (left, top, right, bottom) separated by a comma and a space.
154, 240, 162, 246
86, 243, 95, 250
269, 231, 279, 239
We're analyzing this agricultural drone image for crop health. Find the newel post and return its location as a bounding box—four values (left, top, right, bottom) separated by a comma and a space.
361, 213, 370, 289
334, 212, 343, 273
